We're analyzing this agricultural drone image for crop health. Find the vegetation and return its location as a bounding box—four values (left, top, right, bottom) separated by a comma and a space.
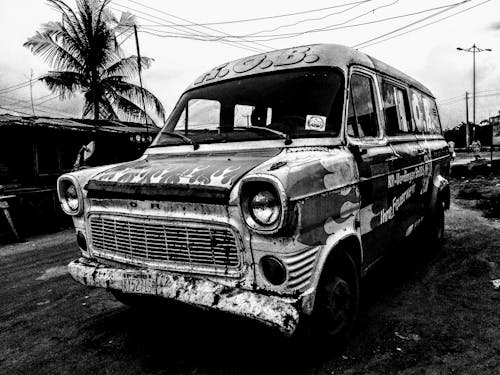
24, 0, 165, 125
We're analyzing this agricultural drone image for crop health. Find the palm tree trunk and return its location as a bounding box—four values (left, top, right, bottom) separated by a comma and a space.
94, 98, 99, 120
92, 69, 99, 120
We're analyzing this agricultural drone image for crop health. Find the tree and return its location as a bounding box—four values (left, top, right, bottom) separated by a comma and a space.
24, 0, 165, 125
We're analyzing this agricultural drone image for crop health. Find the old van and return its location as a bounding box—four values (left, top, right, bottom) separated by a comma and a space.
58, 44, 450, 340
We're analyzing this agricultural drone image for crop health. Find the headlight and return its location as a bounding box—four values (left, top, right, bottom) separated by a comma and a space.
65, 184, 79, 211
241, 180, 283, 232
58, 176, 84, 216
250, 190, 280, 226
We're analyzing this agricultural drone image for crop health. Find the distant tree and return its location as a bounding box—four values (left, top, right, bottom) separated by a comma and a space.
24, 0, 165, 124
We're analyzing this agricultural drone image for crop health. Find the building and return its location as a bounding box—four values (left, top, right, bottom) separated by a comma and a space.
0, 114, 159, 241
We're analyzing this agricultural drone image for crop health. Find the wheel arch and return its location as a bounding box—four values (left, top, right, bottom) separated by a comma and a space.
430, 171, 450, 211
302, 232, 363, 315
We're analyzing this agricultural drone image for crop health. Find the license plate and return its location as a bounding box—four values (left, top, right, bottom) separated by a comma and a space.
122, 273, 156, 294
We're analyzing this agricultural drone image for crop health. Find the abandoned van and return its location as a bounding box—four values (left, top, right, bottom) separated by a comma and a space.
58, 44, 450, 339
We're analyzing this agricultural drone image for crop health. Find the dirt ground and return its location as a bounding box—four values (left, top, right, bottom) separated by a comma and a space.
0, 175, 499, 374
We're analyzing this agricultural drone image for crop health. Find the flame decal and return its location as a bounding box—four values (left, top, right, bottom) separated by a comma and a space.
89, 150, 280, 192
209, 166, 241, 188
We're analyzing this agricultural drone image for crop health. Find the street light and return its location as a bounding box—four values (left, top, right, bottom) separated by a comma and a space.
457, 44, 492, 147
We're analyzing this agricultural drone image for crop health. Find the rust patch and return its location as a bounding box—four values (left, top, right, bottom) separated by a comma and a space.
68, 257, 300, 336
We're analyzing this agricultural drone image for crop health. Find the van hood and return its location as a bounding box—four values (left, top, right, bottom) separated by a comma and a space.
85, 148, 281, 203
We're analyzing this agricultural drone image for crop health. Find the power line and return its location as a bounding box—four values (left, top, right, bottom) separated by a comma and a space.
139, 1, 469, 43
138, 0, 372, 27
112, 2, 270, 53
0, 105, 33, 116
242, 0, 395, 37
0, 93, 54, 107
0, 94, 74, 117
438, 88, 500, 103
353, 0, 489, 49
438, 95, 465, 103
121, 0, 276, 49
438, 98, 465, 106
352, 0, 470, 48
0, 80, 33, 94
438, 91, 500, 106
110, 6, 264, 54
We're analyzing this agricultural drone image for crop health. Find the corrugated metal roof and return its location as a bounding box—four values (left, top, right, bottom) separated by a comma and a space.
0, 114, 160, 134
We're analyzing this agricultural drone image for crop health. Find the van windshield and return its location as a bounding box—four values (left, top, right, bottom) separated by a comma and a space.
152, 68, 344, 147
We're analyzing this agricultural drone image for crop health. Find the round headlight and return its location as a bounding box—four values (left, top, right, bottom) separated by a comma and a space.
58, 177, 83, 215
65, 184, 79, 211
250, 190, 281, 226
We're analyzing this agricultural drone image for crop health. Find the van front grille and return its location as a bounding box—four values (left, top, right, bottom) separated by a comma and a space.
89, 214, 241, 271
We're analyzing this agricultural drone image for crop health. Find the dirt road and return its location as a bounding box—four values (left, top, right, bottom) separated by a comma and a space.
1, 191, 499, 374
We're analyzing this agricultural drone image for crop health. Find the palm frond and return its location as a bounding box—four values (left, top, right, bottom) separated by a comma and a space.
106, 79, 165, 122
40, 21, 85, 63
107, 88, 156, 124
114, 11, 136, 34
23, 31, 84, 72
47, 0, 88, 50
102, 56, 153, 79
41, 71, 85, 99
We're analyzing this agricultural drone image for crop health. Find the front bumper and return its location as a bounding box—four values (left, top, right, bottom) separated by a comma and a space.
68, 257, 300, 336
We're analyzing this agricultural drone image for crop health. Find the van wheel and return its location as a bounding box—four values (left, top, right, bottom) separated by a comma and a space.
312, 251, 360, 342
424, 198, 445, 251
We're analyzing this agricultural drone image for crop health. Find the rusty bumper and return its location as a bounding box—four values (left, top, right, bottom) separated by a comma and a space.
68, 257, 300, 336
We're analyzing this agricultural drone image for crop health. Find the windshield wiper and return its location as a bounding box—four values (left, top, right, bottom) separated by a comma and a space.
233, 126, 292, 145
160, 131, 199, 150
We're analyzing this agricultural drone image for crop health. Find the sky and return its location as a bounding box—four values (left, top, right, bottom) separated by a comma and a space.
0, 0, 499, 129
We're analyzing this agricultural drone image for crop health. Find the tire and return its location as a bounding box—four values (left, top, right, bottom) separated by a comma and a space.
424, 197, 445, 251
311, 250, 360, 344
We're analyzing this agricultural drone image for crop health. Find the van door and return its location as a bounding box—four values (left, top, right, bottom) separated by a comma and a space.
346, 69, 394, 266
382, 80, 425, 241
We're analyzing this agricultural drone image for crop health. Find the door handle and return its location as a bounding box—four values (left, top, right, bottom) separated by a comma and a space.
416, 149, 426, 156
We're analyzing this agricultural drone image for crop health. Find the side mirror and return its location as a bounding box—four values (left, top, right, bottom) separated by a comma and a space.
72, 141, 95, 171
83, 141, 95, 162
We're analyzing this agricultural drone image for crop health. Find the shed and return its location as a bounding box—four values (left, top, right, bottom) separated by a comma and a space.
0, 114, 159, 241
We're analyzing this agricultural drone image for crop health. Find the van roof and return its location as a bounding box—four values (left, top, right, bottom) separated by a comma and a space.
187, 43, 434, 97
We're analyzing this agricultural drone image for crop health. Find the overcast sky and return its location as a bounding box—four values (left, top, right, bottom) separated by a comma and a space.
0, 0, 499, 129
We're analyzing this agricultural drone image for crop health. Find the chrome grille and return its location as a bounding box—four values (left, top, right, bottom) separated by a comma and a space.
89, 214, 240, 270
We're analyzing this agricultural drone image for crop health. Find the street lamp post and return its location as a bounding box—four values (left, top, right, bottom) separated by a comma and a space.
457, 44, 492, 147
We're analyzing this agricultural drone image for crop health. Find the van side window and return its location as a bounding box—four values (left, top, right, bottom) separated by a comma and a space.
410, 90, 441, 134
423, 96, 441, 134
382, 82, 411, 135
347, 74, 379, 138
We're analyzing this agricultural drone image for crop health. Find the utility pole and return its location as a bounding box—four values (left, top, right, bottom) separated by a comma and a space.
29, 69, 35, 116
133, 25, 149, 136
457, 44, 492, 144
465, 91, 469, 147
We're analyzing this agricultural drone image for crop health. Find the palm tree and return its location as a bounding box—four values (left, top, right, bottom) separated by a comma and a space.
24, 0, 165, 125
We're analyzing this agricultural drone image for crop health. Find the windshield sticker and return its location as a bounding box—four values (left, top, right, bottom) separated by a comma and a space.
305, 115, 326, 132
